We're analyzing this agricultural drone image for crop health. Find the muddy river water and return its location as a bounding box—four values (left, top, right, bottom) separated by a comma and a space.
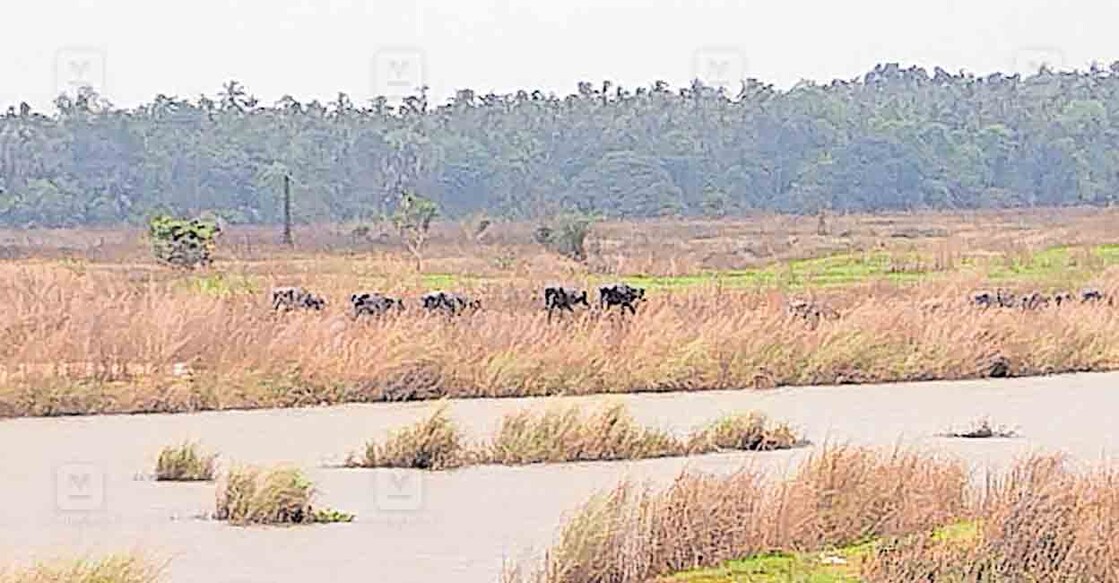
1, 372, 1117, 582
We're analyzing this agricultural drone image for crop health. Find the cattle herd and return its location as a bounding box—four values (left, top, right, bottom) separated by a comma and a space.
269, 283, 646, 319
269, 283, 1110, 323
971, 288, 1109, 310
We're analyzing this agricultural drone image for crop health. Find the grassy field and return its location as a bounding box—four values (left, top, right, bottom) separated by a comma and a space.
510, 450, 1119, 583
1, 208, 1117, 418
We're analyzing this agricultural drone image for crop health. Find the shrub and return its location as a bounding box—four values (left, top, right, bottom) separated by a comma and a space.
534, 213, 595, 262
214, 465, 352, 525
148, 214, 219, 269
154, 442, 217, 481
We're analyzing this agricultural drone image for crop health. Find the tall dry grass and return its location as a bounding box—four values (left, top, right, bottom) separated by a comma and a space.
864, 455, 1119, 582
511, 447, 968, 583
0, 555, 163, 583
1, 259, 1117, 418
351, 404, 801, 470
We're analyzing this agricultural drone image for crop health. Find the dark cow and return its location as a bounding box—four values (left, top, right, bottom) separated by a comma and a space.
544, 286, 589, 321
1082, 289, 1106, 303
972, 291, 996, 309
973, 289, 1019, 309
350, 292, 404, 317
599, 283, 645, 314
271, 286, 325, 312
1019, 291, 1050, 311
787, 300, 840, 326
1054, 292, 1074, 306
422, 291, 481, 316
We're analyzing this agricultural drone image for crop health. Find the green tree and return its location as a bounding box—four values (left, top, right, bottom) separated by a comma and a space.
392, 191, 439, 271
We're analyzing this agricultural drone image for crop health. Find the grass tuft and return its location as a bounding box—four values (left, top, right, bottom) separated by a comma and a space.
0, 555, 164, 583
352, 405, 466, 470
214, 465, 352, 525
154, 442, 217, 481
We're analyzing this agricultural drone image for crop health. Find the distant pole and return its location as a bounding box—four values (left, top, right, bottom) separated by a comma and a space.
282, 173, 294, 247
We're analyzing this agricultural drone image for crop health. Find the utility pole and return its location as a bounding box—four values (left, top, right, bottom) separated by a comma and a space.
282, 173, 293, 247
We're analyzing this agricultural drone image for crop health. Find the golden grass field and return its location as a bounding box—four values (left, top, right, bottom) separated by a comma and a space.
508, 448, 1119, 583
1, 208, 1118, 418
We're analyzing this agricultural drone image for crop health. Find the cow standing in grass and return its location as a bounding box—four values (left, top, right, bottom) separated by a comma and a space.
599, 283, 645, 315
271, 286, 326, 312
422, 291, 481, 316
544, 286, 589, 321
1082, 289, 1106, 303
350, 292, 404, 317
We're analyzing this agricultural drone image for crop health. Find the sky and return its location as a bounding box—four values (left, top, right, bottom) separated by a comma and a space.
1, 0, 1116, 111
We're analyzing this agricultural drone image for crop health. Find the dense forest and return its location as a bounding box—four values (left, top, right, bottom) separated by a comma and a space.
3, 62, 1119, 227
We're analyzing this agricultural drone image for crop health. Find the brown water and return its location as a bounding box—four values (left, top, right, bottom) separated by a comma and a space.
2, 372, 1118, 582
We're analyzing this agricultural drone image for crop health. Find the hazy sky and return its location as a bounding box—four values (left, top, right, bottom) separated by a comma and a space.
2, 0, 1116, 111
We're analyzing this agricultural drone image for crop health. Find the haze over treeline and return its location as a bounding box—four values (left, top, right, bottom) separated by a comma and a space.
3, 62, 1119, 227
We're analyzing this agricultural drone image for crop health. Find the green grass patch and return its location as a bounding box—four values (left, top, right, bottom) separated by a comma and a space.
179, 272, 259, 297
668, 522, 978, 582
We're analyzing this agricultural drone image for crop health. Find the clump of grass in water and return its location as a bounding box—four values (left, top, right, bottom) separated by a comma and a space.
154, 442, 217, 481
353, 404, 804, 470
482, 403, 681, 465
686, 412, 803, 453
351, 405, 466, 470
214, 465, 353, 526
0, 554, 164, 583
940, 417, 1019, 439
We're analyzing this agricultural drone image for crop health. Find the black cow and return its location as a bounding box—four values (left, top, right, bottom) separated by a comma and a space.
1019, 291, 1050, 311
271, 286, 325, 312
973, 289, 1020, 309
350, 292, 404, 317
787, 300, 840, 325
544, 286, 589, 321
422, 291, 481, 316
1082, 289, 1106, 303
599, 283, 645, 314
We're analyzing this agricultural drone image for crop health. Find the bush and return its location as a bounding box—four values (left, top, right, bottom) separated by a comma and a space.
534, 213, 595, 262
154, 442, 217, 481
148, 214, 219, 269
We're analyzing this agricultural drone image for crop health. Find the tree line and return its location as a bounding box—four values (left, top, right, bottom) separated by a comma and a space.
3, 62, 1119, 227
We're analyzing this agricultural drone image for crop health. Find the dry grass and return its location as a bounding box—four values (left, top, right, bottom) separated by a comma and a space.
863, 455, 1119, 582
482, 404, 683, 465
351, 404, 801, 470
351, 405, 466, 470
512, 447, 968, 583
0, 555, 164, 583
154, 442, 216, 481
1, 209, 1118, 418
213, 465, 353, 525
